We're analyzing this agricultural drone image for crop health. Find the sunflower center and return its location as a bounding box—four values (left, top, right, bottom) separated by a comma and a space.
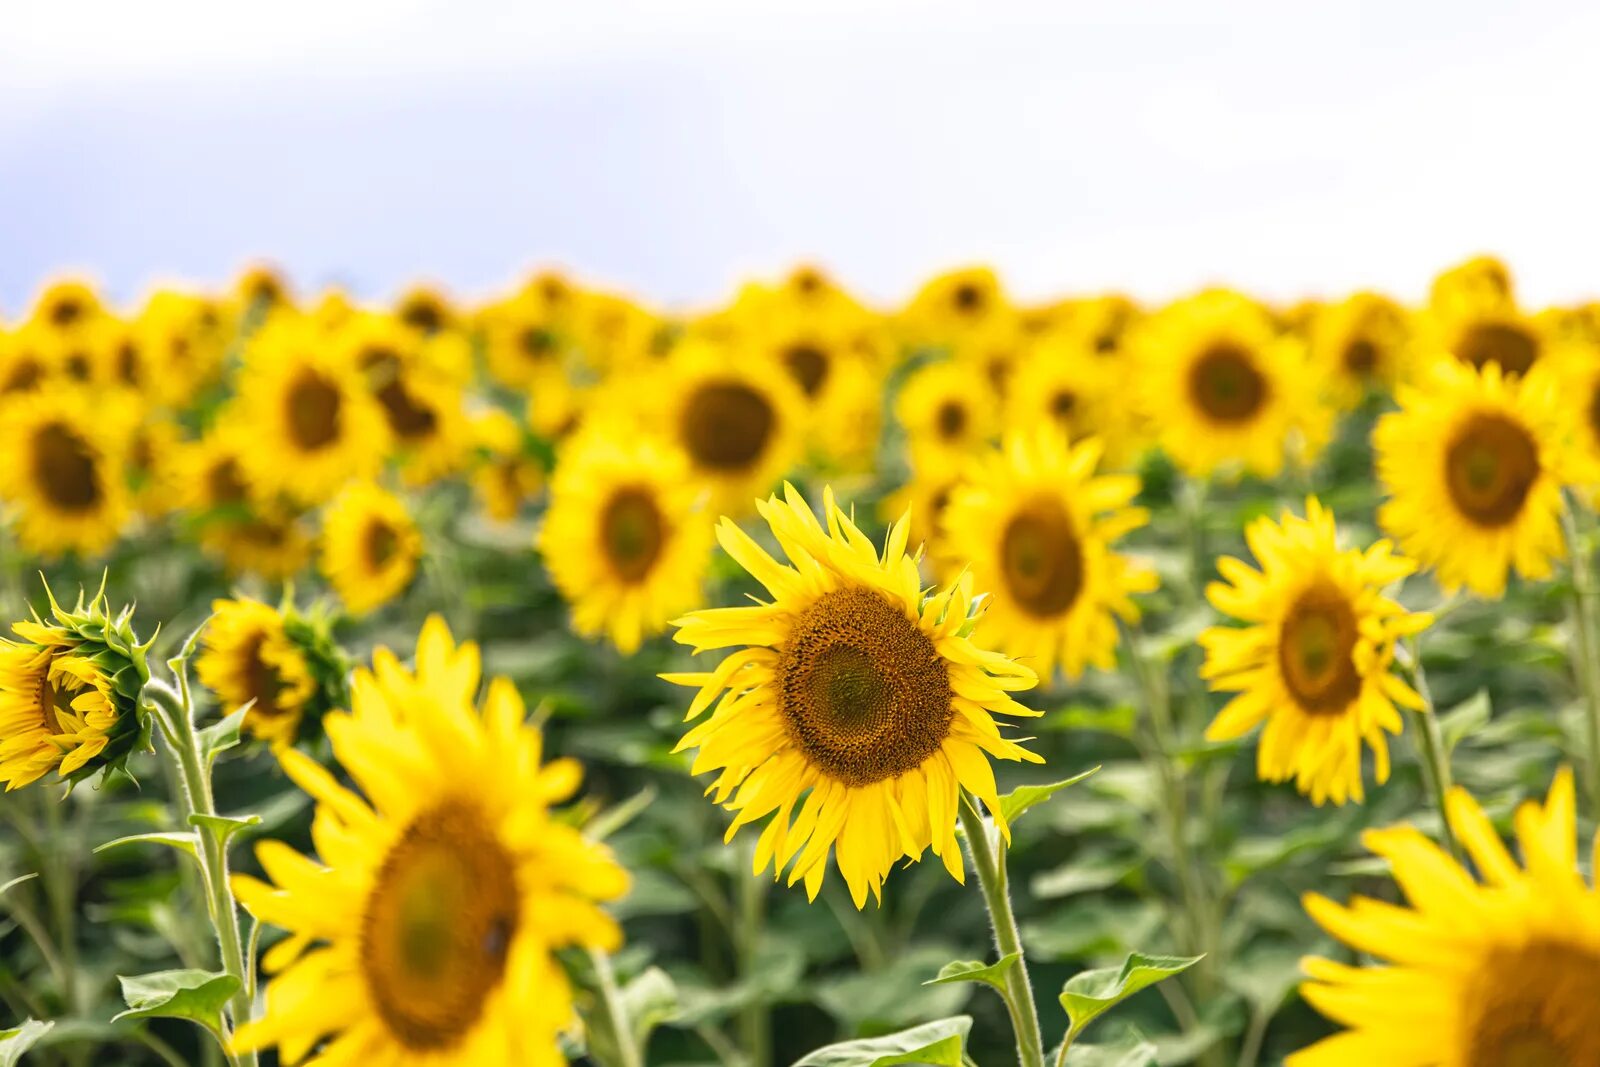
64, 350, 91, 381
1458, 322, 1539, 375
240, 635, 289, 719
364, 520, 399, 572
1444, 413, 1540, 528
519, 327, 555, 362
1050, 389, 1077, 419
680, 381, 776, 472
782, 344, 829, 397
208, 459, 248, 506
1342, 337, 1379, 375
49, 298, 85, 328
376, 379, 438, 440
4, 358, 42, 393
1277, 583, 1361, 713
32, 422, 102, 512
1094, 332, 1118, 355
117, 342, 143, 386
601, 487, 665, 582
284, 370, 343, 451
936, 400, 967, 442
777, 587, 953, 787
952, 283, 984, 314
401, 301, 443, 334
361, 801, 519, 1052
1000, 498, 1084, 618
1188, 344, 1267, 423
1464, 942, 1600, 1067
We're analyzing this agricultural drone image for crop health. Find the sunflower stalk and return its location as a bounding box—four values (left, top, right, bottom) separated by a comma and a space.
1397, 637, 1461, 863
1560, 500, 1600, 821
957, 792, 1045, 1067
143, 675, 257, 1067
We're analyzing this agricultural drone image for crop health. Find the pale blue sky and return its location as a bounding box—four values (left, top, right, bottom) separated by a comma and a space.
3, 0, 1598, 316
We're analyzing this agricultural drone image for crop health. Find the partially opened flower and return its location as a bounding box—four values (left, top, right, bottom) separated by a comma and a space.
666, 485, 1039, 907
1292, 769, 1600, 1065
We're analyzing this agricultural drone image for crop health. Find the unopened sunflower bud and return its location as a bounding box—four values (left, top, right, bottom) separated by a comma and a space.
195, 595, 350, 746
0, 582, 152, 791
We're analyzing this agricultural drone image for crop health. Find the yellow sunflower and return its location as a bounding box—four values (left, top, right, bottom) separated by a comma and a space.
1428, 253, 1515, 316
136, 291, 230, 406
1135, 290, 1329, 479
941, 429, 1156, 682
898, 265, 1013, 349
894, 358, 998, 465
173, 426, 315, 580
0, 326, 51, 395
30, 278, 105, 334
231, 616, 627, 1067
666, 484, 1040, 906
320, 482, 423, 616
881, 462, 965, 567
125, 415, 181, 518
196, 598, 317, 746
1375, 360, 1576, 598
1291, 769, 1600, 1066
757, 314, 883, 469
1005, 328, 1138, 467
238, 320, 389, 504
1199, 498, 1432, 805
235, 263, 294, 316
479, 285, 578, 393
0, 387, 130, 557
394, 283, 457, 336
1309, 292, 1413, 407
0, 630, 120, 790
469, 408, 545, 522
540, 434, 712, 654
571, 289, 663, 372
338, 320, 470, 486
1421, 302, 1554, 379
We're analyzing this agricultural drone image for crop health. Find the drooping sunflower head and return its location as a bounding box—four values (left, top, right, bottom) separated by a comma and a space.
1309, 291, 1413, 406
231, 616, 627, 1066
1134, 290, 1330, 479
1375, 360, 1579, 598
1199, 498, 1432, 805
0, 387, 130, 558
238, 320, 389, 504
196, 596, 348, 747
894, 358, 998, 464
540, 432, 712, 654
898, 265, 1013, 348
30, 279, 104, 334
0, 583, 150, 792
941, 428, 1157, 682
1291, 769, 1600, 1066
320, 481, 424, 617
666, 484, 1040, 906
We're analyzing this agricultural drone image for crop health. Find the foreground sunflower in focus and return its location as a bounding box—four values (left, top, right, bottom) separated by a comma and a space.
1200, 498, 1432, 805
667, 485, 1039, 907
1291, 769, 1600, 1065
232, 617, 628, 1066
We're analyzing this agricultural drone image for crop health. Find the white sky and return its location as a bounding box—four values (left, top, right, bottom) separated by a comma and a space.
2, 0, 1598, 314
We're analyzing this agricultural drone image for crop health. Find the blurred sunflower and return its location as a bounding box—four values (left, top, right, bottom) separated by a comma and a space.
942, 429, 1156, 681
394, 283, 456, 336
231, 617, 627, 1067
1292, 769, 1600, 1066
196, 598, 317, 747
881, 463, 965, 566
137, 291, 229, 406
480, 283, 576, 392
321, 481, 423, 616
342, 323, 470, 486
30, 278, 104, 334
1005, 328, 1137, 466
1428, 253, 1515, 316
1423, 302, 1553, 378
0, 327, 50, 395
899, 265, 1012, 348
0, 388, 130, 557
540, 434, 712, 654
469, 408, 545, 522
124, 416, 181, 518
1200, 498, 1432, 806
235, 263, 293, 316
1309, 292, 1412, 407
666, 484, 1039, 906
895, 358, 997, 464
571, 289, 662, 372
1135, 290, 1328, 479
237, 321, 388, 503
175, 429, 316, 578
1376, 361, 1575, 597
760, 316, 882, 469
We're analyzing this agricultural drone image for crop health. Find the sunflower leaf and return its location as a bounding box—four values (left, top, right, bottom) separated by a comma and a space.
792, 1015, 972, 1067
188, 812, 261, 847
0, 1018, 54, 1067
621, 966, 679, 1048
924, 952, 1019, 992
1058, 953, 1203, 1042
1439, 689, 1491, 754
198, 707, 251, 771
998, 767, 1101, 826
112, 969, 240, 1037
1059, 1026, 1160, 1067
93, 831, 200, 860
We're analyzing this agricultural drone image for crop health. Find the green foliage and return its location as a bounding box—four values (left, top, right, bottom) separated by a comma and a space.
112, 969, 240, 1040
1059, 954, 1204, 1045
792, 1016, 973, 1067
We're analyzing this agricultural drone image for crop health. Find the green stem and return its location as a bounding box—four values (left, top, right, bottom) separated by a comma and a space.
734, 857, 771, 1067
145, 678, 256, 1067
586, 949, 641, 1067
958, 793, 1045, 1067
1400, 637, 1461, 863
1561, 501, 1600, 821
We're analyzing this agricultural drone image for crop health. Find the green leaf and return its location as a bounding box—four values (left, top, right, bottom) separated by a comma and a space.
1030, 848, 1137, 900
0, 873, 38, 898
1062, 1029, 1159, 1067
997, 767, 1101, 826
1059, 953, 1203, 1042
188, 812, 261, 846
1045, 705, 1137, 738
93, 832, 199, 860
198, 707, 249, 770
0, 1019, 53, 1067
620, 966, 678, 1048
112, 969, 240, 1036
924, 952, 1019, 992
792, 1015, 972, 1067
1439, 689, 1491, 754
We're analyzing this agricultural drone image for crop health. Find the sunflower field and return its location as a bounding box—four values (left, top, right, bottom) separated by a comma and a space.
0, 256, 1596, 1067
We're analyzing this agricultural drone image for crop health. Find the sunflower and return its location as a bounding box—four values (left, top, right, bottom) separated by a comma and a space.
1134, 290, 1329, 479
941, 429, 1156, 682
0, 327, 50, 395
172, 427, 312, 579
469, 408, 545, 522
1428, 253, 1515, 316
1375, 360, 1576, 598
30, 278, 104, 334
237, 320, 388, 504
321, 482, 423, 616
196, 598, 318, 746
338, 319, 470, 486
125, 415, 181, 517
1005, 328, 1138, 467
540, 434, 712, 654
235, 263, 293, 316
894, 358, 997, 465
137, 291, 230, 406
394, 283, 456, 336
665, 484, 1040, 906
898, 266, 1013, 349
1199, 498, 1432, 805
231, 616, 628, 1067
1309, 292, 1413, 407
0, 387, 130, 557
1291, 769, 1600, 1066
647, 340, 805, 514
479, 285, 577, 393
571, 289, 663, 372
757, 315, 882, 469
881, 463, 965, 566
